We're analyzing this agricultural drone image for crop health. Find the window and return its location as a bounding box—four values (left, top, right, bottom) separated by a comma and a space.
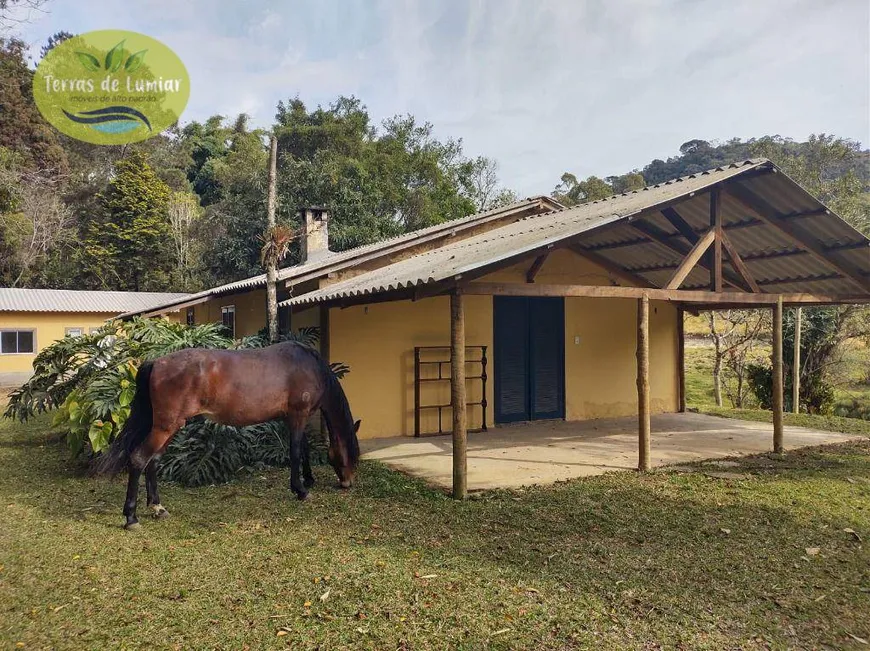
65, 327, 84, 337
221, 305, 235, 339
186, 307, 195, 326
1, 330, 35, 354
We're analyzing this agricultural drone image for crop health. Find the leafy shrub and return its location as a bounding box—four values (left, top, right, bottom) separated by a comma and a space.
4, 319, 343, 485
747, 361, 835, 415
746, 363, 773, 410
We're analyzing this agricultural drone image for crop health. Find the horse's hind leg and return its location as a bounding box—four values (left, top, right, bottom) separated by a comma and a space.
145, 459, 169, 520
302, 433, 315, 489
286, 416, 309, 500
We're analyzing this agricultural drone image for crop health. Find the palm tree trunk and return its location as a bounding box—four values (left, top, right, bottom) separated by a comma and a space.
265, 134, 279, 344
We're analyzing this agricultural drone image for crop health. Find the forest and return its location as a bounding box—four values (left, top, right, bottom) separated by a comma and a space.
3, 32, 869, 296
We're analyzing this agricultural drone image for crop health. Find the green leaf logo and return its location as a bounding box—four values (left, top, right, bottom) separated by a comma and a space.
75, 51, 101, 71
104, 39, 125, 72
124, 49, 147, 72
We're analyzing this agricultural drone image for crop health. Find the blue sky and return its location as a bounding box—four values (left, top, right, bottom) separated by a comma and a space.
14, 0, 870, 196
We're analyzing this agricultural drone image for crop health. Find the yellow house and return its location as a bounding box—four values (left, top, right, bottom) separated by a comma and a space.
121, 159, 870, 473
0, 288, 189, 386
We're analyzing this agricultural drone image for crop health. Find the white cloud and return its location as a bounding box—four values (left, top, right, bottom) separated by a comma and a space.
17, 0, 870, 195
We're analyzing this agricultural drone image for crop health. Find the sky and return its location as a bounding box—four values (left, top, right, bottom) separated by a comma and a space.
12, 0, 870, 196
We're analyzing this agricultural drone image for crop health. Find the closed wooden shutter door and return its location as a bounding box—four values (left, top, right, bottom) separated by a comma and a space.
494, 297, 530, 422
530, 297, 565, 419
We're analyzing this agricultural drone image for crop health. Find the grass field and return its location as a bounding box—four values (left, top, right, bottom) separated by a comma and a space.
2, 411, 870, 649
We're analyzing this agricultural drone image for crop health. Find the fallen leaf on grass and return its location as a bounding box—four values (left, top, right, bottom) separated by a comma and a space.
720, 528, 731, 535
492, 628, 511, 636
844, 528, 862, 542
276, 630, 288, 637
805, 547, 820, 556
847, 633, 868, 645
303, 601, 311, 608
319, 590, 330, 602
416, 574, 438, 579
52, 604, 68, 613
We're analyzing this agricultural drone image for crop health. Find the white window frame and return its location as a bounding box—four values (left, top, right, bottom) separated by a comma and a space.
0, 329, 37, 355
221, 305, 236, 339
65, 327, 84, 338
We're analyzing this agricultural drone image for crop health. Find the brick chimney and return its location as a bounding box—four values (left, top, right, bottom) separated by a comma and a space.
300, 206, 330, 262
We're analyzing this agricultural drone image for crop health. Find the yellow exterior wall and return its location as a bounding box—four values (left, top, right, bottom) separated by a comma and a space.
330, 248, 679, 439
329, 296, 493, 439
192, 288, 268, 338
0, 311, 117, 384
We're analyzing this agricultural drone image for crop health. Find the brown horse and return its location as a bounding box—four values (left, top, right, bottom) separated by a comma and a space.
95, 341, 360, 530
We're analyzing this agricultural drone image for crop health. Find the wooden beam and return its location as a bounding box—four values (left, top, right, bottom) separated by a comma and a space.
793, 307, 802, 414
726, 182, 870, 293
462, 282, 869, 306
525, 250, 550, 283
773, 296, 784, 453
570, 245, 658, 288
711, 189, 723, 292
637, 294, 651, 471
661, 206, 700, 244
450, 290, 467, 500
665, 228, 716, 290
630, 219, 749, 291
677, 307, 686, 413
719, 229, 761, 292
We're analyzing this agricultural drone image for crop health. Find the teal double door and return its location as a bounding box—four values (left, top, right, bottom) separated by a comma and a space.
493, 296, 565, 423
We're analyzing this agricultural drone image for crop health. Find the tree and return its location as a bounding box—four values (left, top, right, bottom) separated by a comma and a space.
80, 152, 173, 291
707, 310, 767, 408
166, 191, 202, 291
0, 38, 68, 174
0, 147, 73, 287
553, 174, 613, 206
462, 156, 517, 211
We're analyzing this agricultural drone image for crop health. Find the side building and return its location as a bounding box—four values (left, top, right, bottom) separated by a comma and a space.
0, 288, 189, 386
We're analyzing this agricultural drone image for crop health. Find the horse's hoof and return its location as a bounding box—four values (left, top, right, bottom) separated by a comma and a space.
296, 491, 309, 502
150, 504, 170, 519
303, 478, 315, 489
124, 521, 142, 531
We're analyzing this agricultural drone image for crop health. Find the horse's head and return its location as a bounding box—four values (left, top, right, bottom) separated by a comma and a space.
328, 419, 361, 488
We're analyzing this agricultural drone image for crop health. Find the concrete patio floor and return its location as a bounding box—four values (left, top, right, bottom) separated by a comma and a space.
360, 412, 861, 491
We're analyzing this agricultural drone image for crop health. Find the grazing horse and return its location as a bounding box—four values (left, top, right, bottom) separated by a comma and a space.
95, 341, 360, 530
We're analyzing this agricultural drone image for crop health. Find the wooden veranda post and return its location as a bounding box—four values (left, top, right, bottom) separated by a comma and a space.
450, 290, 467, 499
677, 307, 686, 413
773, 297, 784, 453
637, 293, 651, 471
793, 307, 802, 413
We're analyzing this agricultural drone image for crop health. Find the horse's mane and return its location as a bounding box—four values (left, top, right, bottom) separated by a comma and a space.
297, 343, 360, 466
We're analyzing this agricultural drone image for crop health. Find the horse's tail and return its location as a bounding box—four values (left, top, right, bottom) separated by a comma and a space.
92, 361, 154, 476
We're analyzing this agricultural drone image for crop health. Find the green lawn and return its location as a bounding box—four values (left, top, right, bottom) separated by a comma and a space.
1, 413, 869, 649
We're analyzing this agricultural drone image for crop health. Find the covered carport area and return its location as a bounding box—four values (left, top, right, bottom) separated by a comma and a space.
361, 412, 861, 490
289, 159, 870, 499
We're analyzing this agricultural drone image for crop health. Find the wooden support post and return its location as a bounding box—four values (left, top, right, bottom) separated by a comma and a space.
793, 307, 802, 414
677, 307, 686, 413
710, 189, 723, 293
450, 290, 467, 499
637, 294, 651, 471
772, 296, 784, 453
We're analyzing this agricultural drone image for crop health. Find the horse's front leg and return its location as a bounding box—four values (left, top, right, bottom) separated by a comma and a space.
286, 417, 308, 501
145, 459, 169, 520
302, 434, 315, 489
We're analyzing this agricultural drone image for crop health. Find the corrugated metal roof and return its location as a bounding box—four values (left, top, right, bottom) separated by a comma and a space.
286, 160, 870, 306
0, 288, 191, 313
117, 196, 559, 318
